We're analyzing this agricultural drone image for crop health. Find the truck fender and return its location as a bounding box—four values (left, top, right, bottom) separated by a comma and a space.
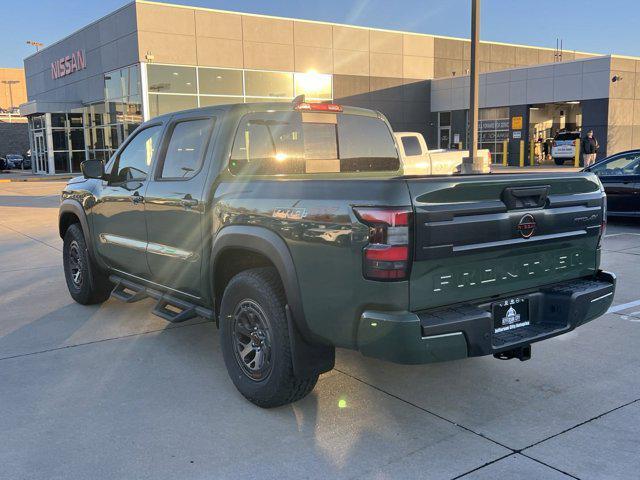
211, 226, 334, 376
59, 199, 98, 263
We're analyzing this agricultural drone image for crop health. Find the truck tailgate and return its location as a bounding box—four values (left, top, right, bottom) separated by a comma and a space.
406, 173, 604, 312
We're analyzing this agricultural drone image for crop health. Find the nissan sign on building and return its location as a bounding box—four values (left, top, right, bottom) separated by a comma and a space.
50, 50, 86, 80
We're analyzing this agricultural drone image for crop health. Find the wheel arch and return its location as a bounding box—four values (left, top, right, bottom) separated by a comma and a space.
59, 199, 97, 262
211, 225, 335, 376
211, 225, 312, 340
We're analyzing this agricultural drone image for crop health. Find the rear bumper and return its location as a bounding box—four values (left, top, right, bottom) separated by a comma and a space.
356, 271, 615, 364
552, 150, 576, 158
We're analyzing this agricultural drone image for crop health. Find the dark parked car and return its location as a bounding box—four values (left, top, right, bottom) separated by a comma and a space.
6, 154, 24, 169
585, 149, 640, 216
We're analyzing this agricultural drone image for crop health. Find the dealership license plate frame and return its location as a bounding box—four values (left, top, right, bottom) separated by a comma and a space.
492, 297, 531, 334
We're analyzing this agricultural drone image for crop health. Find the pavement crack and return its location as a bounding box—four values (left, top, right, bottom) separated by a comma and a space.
520, 397, 640, 452
450, 453, 515, 479
0, 221, 62, 252
0, 319, 211, 362
519, 453, 581, 479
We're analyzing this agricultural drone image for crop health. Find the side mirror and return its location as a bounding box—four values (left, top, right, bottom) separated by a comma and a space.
81, 159, 105, 179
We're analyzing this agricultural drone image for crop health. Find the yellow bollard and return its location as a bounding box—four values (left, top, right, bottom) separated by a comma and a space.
502, 140, 508, 166
519, 140, 525, 167
574, 140, 580, 167
530, 140, 535, 166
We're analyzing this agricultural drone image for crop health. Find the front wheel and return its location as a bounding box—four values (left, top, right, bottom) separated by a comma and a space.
220, 267, 318, 408
63, 224, 112, 305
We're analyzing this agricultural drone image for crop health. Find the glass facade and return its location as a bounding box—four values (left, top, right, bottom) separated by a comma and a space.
146, 64, 333, 118
27, 63, 332, 174
27, 64, 143, 173
50, 112, 85, 173
88, 65, 143, 162
478, 107, 509, 161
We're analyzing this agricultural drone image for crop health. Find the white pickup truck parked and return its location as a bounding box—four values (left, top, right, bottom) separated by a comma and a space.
394, 132, 491, 175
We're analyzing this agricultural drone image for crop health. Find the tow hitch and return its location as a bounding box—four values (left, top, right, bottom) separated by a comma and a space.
494, 345, 531, 362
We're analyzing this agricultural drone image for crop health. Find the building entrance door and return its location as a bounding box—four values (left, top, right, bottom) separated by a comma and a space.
33, 132, 48, 174
439, 127, 451, 149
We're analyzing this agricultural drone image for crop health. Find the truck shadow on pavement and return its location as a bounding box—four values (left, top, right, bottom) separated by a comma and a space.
1, 299, 502, 478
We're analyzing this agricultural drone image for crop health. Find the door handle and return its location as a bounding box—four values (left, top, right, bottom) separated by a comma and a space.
180, 194, 198, 208
131, 191, 144, 204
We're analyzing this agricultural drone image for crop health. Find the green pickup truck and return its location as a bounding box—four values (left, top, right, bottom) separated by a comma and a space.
59, 100, 615, 407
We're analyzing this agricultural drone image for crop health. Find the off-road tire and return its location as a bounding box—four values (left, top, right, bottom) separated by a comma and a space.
220, 267, 318, 408
63, 223, 112, 305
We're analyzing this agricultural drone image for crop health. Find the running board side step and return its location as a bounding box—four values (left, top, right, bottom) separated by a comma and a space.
152, 296, 198, 323
109, 275, 214, 323
111, 279, 148, 303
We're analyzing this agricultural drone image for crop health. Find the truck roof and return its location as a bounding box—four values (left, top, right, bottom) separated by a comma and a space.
151, 101, 381, 123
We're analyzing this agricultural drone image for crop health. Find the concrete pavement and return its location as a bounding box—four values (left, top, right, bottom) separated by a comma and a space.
0, 181, 639, 479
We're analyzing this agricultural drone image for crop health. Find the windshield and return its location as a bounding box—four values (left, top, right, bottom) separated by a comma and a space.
229, 111, 399, 175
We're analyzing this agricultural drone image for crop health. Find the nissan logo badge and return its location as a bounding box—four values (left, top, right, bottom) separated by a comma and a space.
517, 214, 536, 239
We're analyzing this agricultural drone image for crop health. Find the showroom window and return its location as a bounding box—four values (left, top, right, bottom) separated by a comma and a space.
294, 72, 332, 100
148, 94, 198, 118
198, 68, 243, 96
144, 65, 333, 119
89, 65, 143, 163
244, 70, 294, 99
477, 107, 509, 161
147, 65, 197, 94
50, 112, 86, 173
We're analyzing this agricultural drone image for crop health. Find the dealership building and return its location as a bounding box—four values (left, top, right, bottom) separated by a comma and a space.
20, 0, 640, 174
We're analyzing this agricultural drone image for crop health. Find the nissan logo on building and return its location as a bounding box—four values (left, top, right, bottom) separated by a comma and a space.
517, 214, 537, 238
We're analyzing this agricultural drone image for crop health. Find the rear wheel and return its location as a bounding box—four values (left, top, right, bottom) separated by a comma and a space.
63, 224, 112, 305
553, 157, 566, 166
220, 267, 318, 408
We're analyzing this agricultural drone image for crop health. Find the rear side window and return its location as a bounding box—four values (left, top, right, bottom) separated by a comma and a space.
159, 118, 214, 179
229, 111, 399, 175
401, 136, 422, 156
555, 132, 580, 141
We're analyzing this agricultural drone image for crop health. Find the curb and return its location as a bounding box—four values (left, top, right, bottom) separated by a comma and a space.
0, 174, 74, 183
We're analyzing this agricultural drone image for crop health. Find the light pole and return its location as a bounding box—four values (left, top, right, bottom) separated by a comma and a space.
461, 0, 483, 174
26, 40, 44, 52
1, 80, 20, 110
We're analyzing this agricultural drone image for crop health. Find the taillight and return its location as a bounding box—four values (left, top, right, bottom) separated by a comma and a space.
599, 195, 607, 247
354, 207, 411, 281
552, 141, 557, 147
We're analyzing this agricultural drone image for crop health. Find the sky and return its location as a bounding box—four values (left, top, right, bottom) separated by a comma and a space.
3, 0, 639, 67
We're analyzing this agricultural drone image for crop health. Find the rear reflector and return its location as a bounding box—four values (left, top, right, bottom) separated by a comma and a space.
364, 245, 408, 261
294, 102, 343, 112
